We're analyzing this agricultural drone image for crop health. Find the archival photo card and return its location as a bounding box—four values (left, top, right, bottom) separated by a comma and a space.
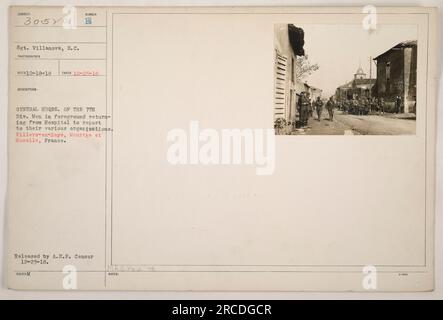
7, 6, 437, 292
274, 23, 418, 135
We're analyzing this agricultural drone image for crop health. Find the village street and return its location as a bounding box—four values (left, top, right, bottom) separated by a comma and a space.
292, 111, 416, 135
274, 25, 418, 136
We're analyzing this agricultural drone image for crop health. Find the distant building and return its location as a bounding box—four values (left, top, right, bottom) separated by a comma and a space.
274, 24, 306, 124
335, 66, 376, 101
373, 40, 417, 113
302, 82, 322, 101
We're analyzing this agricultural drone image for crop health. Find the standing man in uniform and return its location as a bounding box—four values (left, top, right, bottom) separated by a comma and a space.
314, 96, 323, 121
362, 97, 369, 115
395, 95, 403, 114
307, 93, 314, 118
351, 96, 358, 115
310, 101, 314, 118
326, 96, 335, 121
379, 97, 385, 115
371, 97, 378, 114
297, 92, 308, 127
360, 97, 365, 115
297, 92, 303, 127
302, 92, 310, 126
343, 99, 349, 114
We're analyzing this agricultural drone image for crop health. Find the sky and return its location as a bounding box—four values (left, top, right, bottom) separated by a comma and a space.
297, 24, 417, 97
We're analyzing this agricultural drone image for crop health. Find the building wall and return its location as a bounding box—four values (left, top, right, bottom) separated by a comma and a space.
376, 49, 403, 101
375, 45, 417, 113
310, 87, 322, 100
274, 24, 303, 124
403, 46, 417, 112
336, 82, 373, 101
335, 87, 350, 100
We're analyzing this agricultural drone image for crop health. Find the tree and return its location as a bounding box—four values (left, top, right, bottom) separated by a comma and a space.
295, 55, 319, 81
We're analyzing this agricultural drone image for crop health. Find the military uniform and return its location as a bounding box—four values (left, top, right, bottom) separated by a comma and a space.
352, 98, 359, 115
308, 99, 314, 118
378, 98, 385, 115
396, 96, 403, 114
343, 100, 349, 113
297, 93, 310, 127
362, 98, 369, 115
370, 98, 378, 114
314, 98, 323, 121
326, 98, 334, 121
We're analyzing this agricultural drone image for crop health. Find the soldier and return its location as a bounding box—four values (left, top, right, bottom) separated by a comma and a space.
297, 92, 303, 126
308, 96, 314, 118
302, 93, 310, 126
395, 95, 403, 114
378, 97, 385, 115
314, 96, 323, 121
326, 96, 335, 121
371, 97, 378, 114
343, 99, 349, 114
297, 92, 309, 127
358, 97, 364, 115
305, 92, 311, 119
351, 96, 359, 115
337, 99, 344, 111
362, 97, 369, 115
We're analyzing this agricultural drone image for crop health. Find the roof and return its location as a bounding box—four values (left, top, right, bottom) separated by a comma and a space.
302, 82, 322, 92
354, 78, 376, 86
337, 78, 376, 90
337, 80, 354, 89
356, 83, 375, 90
373, 40, 417, 60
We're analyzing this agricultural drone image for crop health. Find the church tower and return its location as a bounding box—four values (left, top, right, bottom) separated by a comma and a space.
354, 66, 366, 80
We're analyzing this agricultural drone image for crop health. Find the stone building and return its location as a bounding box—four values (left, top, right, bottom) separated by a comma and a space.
307, 84, 322, 101
373, 40, 417, 113
335, 66, 376, 101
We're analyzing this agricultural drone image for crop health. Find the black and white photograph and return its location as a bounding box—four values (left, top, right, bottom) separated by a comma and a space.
274, 23, 417, 135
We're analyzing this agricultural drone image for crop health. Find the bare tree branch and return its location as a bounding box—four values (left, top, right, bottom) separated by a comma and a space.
295, 55, 319, 80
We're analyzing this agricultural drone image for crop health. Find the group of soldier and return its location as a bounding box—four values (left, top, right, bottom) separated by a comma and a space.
340, 96, 383, 115
297, 92, 406, 128
339, 95, 404, 115
297, 92, 336, 127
